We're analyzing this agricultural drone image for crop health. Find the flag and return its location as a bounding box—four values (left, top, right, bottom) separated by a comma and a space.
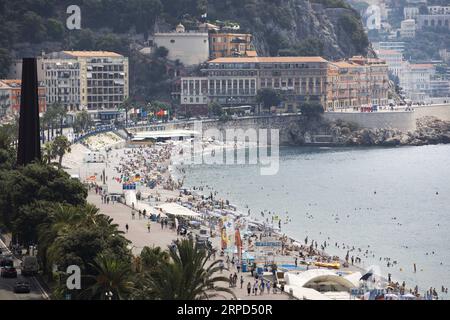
221, 227, 227, 250
235, 228, 243, 260
225, 219, 235, 249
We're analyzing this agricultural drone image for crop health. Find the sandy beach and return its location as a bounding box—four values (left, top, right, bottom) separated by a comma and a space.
62, 132, 445, 300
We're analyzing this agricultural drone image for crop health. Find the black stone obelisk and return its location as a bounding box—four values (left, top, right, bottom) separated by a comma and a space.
17, 58, 41, 166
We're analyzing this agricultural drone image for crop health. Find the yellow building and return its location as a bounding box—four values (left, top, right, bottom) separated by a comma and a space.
209, 33, 255, 59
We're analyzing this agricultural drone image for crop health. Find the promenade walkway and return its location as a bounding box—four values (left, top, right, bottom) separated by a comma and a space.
88, 192, 289, 300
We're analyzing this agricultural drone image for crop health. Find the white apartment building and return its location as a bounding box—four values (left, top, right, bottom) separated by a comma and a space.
376, 49, 405, 77
430, 78, 450, 97
180, 77, 209, 106
151, 24, 209, 66
400, 63, 435, 102
372, 42, 406, 53
404, 7, 419, 20
428, 6, 450, 15
42, 51, 129, 112
400, 19, 416, 38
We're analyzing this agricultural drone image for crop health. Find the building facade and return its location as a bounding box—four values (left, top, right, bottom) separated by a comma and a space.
180, 77, 210, 114
376, 49, 405, 77
209, 33, 255, 59
179, 56, 390, 114
151, 24, 209, 66
417, 14, 450, 29
400, 19, 416, 38
400, 63, 436, 101
0, 80, 46, 117
42, 51, 129, 112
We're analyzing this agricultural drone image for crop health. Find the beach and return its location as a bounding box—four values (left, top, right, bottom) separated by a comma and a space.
62, 133, 448, 300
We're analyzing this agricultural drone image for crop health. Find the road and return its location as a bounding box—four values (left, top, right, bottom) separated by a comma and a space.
0, 239, 46, 300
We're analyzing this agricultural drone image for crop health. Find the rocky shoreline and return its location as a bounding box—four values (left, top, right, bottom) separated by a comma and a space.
287, 116, 450, 147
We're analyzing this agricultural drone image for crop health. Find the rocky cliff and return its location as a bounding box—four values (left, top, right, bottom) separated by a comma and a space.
208, 0, 369, 60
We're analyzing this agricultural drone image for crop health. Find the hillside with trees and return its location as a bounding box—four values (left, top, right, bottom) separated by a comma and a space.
0, 0, 369, 102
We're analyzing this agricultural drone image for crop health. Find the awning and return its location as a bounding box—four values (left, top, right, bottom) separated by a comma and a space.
156, 203, 201, 218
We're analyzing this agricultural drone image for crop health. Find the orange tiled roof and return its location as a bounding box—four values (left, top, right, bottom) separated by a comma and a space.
63, 51, 123, 58
209, 56, 328, 63
333, 61, 360, 68
409, 64, 434, 69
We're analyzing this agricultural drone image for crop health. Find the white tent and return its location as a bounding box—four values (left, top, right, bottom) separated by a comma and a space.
156, 203, 201, 218
138, 203, 167, 218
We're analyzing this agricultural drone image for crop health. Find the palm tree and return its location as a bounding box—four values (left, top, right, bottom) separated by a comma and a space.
56, 103, 67, 135
37, 204, 86, 275
42, 142, 54, 165
83, 254, 134, 300
120, 97, 132, 127
140, 246, 170, 272
143, 239, 235, 300
51, 135, 71, 168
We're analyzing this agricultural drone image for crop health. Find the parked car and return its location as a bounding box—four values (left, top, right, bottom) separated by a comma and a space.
1, 266, 18, 278
14, 281, 31, 294
0, 258, 14, 268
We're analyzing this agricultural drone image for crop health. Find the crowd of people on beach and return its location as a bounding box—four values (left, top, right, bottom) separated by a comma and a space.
80, 138, 448, 300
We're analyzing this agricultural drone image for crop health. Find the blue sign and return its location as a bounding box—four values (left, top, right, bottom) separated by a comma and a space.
255, 241, 282, 247
123, 183, 137, 190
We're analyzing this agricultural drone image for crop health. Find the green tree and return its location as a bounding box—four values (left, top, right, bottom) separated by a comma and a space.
140, 246, 170, 272
73, 110, 93, 133
256, 88, 282, 112
46, 18, 65, 41
208, 102, 223, 118
51, 135, 71, 168
154, 46, 169, 59
120, 97, 133, 127
42, 142, 54, 165
21, 11, 47, 43
143, 239, 235, 300
300, 100, 324, 118
83, 254, 134, 300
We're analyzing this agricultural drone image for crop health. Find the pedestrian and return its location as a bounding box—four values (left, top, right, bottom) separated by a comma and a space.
138, 210, 142, 219
247, 282, 251, 296
237, 262, 241, 273
233, 273, 238, 288
106, 197, 110, 205
267, 281, 271, 293
147, 222, 151, 233
229, 274, 233, 288
254, 281, 258, 296
143, 209, 147, 219
240, 276, 244, 289
219, 261, 224, 273
125, 224, 129, 233
273, 282, 277, 294
161, 219, 164, 230
131, 210, 135, 220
